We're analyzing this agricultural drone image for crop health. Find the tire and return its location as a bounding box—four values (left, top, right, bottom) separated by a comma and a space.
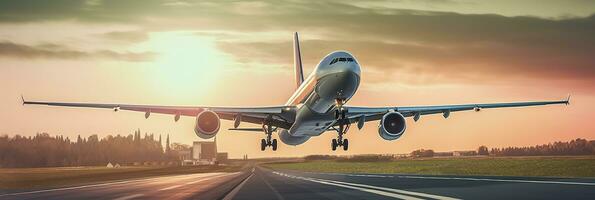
260, 139, 266, 151
343, 139, 349, 151
332, 139, 337, 151
272, 139, 278, 151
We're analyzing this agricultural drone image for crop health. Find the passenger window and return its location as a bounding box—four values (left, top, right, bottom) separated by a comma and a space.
339, 58, 346, 62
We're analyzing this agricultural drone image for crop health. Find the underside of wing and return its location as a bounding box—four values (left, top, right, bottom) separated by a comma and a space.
342, 96, 570, 125
22, 98, 295, 129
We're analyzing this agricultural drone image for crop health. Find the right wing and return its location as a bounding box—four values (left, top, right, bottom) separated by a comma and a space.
342, 96, 570, 125
22, 97, 295, 129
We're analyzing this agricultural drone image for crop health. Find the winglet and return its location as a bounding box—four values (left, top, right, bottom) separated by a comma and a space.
565, 94, 571, 105
293, 32, 304, 89
21, 95, 25, 106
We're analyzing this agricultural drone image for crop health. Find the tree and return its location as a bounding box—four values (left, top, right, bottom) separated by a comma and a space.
477, 146, 489, 155
165, 134, 171, 153
411, 149, 434, 157
0, 130, 180, 168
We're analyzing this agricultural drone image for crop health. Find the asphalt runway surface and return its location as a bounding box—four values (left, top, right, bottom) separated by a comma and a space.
2, 166, 594, 200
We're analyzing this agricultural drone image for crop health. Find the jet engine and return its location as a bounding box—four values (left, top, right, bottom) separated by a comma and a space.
378, 112, 406, 140
194, 110, 220, 139
278, 129, 310, 145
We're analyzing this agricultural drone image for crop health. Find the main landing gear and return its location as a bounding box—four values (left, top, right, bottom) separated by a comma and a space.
260, 124, 278, 151
332, 99, 350, 151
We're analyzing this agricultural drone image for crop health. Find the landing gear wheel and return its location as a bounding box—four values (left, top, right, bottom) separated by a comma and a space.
260, 139, 266, 151
272, 139, 278, 151
331, 100, 351, 151
332, 139, 338, 151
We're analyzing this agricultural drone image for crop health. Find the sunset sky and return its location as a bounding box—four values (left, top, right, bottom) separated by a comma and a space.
1, 0, 594, 158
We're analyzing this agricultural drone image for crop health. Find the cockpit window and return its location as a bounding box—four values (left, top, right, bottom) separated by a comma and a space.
329, 58, 338, 65
329, 57, 356, 65
347, 58, 357, 64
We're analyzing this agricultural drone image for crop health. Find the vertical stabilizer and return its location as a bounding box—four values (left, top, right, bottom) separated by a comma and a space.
293, 32, 304, 89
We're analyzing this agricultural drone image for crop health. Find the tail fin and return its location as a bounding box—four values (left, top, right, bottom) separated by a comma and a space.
293, 32, 304, 89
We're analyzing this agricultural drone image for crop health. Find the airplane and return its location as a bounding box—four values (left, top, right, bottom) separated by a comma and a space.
23, 32, 570, 151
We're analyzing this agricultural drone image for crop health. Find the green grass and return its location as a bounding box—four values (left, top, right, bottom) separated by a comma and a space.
266, 156, 595, 178
0, 165, 243, 189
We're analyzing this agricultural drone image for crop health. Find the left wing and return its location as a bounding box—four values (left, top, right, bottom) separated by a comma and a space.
342, 96, 570, 125
22, 97, 295, 129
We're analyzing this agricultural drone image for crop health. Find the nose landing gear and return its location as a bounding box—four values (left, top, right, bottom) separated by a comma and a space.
332, 99, 350, 151
260, 124, 278, 151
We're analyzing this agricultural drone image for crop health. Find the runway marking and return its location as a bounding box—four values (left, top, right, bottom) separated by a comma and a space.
159, 184, 183, 191
222, 172, 254, 200
0, 172, 230, 197
396, 175, 595, 186
184, 173, 237, 185
113, 194, 144, 200
273, 172, 460, 200
159, 173, 240, 190
313, 178, 460, 200
305, 178, 424, 200
304, 171, 394, 178
260, 171, 285, 200
304, 171, 595, 186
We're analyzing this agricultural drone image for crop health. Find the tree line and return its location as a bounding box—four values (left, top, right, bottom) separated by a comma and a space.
411, 138, 595, 158
489, 138, 595, 156
0, 130, 178, 168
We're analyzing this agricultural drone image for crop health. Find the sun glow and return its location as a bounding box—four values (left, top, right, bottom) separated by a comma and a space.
135, 31, 231, 104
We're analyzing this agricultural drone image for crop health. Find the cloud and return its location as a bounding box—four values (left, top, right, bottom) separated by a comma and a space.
102, 30, 149, 43
202, 4, 595, 84
0, 41, 155, 62
0, 0, 593, 85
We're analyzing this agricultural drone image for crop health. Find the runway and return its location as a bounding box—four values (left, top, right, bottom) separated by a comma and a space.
2, 166, 594, 200
0, 171, 248, 200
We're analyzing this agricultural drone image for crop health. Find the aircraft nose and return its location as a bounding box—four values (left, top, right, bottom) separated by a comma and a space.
339, 61, 361, 76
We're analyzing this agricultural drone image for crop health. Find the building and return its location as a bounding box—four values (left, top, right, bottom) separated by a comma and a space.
217, 152, 228, 164
193, 141, 217, 161
177, 150, 192, 161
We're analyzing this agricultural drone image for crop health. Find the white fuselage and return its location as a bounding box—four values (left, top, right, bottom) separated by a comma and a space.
284, 51, 361, 138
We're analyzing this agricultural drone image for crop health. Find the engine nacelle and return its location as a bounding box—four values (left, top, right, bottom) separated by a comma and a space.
378, 112, 406, 140
194, 110, 220, 139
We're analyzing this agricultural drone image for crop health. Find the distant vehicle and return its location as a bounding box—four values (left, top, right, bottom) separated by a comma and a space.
23, 33, 570, 151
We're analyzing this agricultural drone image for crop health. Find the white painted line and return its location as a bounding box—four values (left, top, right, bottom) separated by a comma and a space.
260, 172, 285, 200
303, 171, 595, 186
0, 177, 154, 197
222, 173, 254, 200
315, 178, 460, 200
159, 184, 183, 191
347, 174, 392, 178
0, 172, 230, 197
184, 173, 237, 185
396, 175, 595, 186
113, 194, 144, 200
302, 177, 424, 200
274, 172, 459, 200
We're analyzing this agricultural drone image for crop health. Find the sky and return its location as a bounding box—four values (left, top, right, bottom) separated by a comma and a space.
1, 0, 594, 158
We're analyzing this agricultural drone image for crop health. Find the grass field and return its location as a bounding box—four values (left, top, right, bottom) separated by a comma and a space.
0, 165, 243, 189
266, 156, 595, 178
